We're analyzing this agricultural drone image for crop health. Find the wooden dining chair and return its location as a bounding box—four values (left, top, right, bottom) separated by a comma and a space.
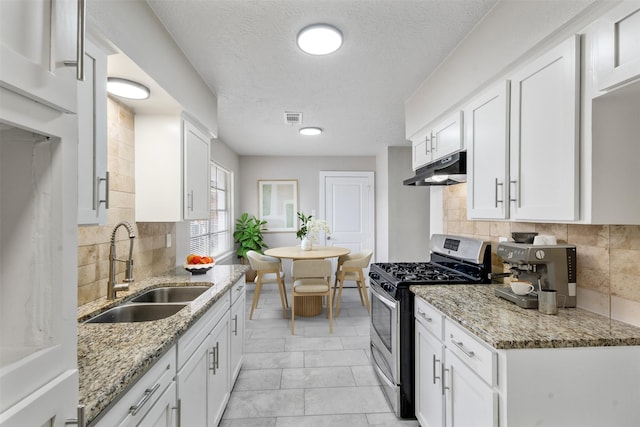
246, 250, 288, 320
290, 259, 333, 335
332, 249, 373, 316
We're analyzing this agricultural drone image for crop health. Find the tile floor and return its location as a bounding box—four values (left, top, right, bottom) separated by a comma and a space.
219, 282, 420, 427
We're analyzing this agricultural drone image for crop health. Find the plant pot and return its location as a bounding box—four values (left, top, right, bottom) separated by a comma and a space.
301, 238, 312, 251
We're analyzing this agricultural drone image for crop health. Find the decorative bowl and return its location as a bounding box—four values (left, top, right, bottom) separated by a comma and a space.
511, 232, 538, 244
183, 262, 214, 275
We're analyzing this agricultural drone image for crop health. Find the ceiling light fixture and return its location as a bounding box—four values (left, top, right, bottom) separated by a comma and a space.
297, 24, 343, 55
299, 127, 323, 136
107, 77, 150, 100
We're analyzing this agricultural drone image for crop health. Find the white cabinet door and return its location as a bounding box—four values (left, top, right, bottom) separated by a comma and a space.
598, 2, 640, 91
136, 115, 211, 222
509, 35, 580, 221
138, 381, 176, 427
77, 39, 108, 225
465, 81, 510, 219
412, 130, 432, 170
208, 315, 230, 427
444, 349, 498, 427
229, 280, 246, 386
431, 111, 463, 162
177, 338, 209, 426
0, 0, 78, 113
415, 319, 444, 427
183, 119, 211, 220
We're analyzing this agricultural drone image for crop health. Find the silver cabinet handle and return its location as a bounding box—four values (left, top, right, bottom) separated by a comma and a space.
431, 133, 437, 153
443, 366, 451, 393
425, 135, 431, 154
209, 348, 216, 373
232, 314, 238, 336
215, 342, 220, 369
173, 399, 181, 427
235, 285, 245, 293
97, 171, 109, 209
495, 179, 504, 207
509, 179, 518, 204
417, 309, 432, 322
187, 190, 194, 211
64, 0, 86, 81
129, 382, 161, 416
432, 354, 441, 386
451, 336, 475, 359
64, 405, 86, 426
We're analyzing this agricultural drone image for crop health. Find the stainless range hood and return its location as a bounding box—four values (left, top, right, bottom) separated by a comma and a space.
403, 151, 467, 186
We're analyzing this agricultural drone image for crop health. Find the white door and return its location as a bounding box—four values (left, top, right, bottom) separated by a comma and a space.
320, 171, 374, 257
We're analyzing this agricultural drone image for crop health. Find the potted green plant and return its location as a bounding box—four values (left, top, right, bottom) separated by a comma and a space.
233, 213, 268, 282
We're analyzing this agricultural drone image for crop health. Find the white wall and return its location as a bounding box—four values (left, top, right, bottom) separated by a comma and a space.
238, 156, 376, 252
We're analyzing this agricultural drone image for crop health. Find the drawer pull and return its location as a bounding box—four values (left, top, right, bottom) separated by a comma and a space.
417, 309, 432, 322
129, 382, 161, 416
232, 314, 238, 336
451, 336, 475, 359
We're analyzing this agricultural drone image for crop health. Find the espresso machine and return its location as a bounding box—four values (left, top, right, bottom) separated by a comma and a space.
494, 242, 577, 309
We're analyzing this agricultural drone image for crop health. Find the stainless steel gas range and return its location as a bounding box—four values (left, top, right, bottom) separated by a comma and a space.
368, 234, 491, 419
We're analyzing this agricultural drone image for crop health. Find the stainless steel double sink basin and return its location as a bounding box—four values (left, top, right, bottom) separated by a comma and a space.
85, 286, 209, 324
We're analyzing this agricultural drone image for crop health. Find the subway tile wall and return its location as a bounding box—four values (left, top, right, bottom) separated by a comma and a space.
77, 97, 176, 305
443, 183, 640, 326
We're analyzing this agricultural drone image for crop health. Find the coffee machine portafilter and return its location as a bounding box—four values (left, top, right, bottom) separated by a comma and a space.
495, 242, 577, 308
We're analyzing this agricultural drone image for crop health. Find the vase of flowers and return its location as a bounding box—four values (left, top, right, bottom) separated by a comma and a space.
296, 212, 331, 251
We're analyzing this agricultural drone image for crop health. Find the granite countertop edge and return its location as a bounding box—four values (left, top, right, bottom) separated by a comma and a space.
77, 264, 248, 425
410, 284, 640, 351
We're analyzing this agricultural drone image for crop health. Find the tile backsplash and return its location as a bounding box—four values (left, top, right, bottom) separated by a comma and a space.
443, 183, 640, 326
77, 97, 176, 305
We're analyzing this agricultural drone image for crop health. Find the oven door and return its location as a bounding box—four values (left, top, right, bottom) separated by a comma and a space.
369, 280, 400, 413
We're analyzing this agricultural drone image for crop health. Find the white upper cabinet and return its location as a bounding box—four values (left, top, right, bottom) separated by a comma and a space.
77, 39, 108, 225
0, 0, 80, 113
410, 110, 463, 171
135, 114, 211, 222
597, 1, 640, 92
508, 35, 580, 222
431, 111, 464, 162
465, 81, 510, 220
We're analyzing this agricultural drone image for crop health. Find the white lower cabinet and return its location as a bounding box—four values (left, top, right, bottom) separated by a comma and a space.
177, 291, 231, 427
415, 298, 497, 427
95, 346, 177, 427
137, 382, 177, 427
229, 278, 246, 386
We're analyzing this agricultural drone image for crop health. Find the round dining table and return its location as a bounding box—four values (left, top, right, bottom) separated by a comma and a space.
264, 245, 350, 316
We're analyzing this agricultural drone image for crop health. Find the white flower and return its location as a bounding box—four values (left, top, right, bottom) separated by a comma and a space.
306, 218, 331, 242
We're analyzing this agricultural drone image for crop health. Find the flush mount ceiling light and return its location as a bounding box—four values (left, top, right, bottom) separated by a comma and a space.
299, 127, 323, 136
297, 24, 343, 55
107, 77, 150, 100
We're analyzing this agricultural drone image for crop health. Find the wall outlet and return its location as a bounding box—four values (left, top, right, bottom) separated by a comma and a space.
166, 233, 172, 248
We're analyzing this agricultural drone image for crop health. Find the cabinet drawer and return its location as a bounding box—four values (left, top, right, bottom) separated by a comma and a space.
95, 346, 176, 427
230, 278, 246, 306
177, 292, 230, 369
444, 320, 496, 386
415, 298, 443, 340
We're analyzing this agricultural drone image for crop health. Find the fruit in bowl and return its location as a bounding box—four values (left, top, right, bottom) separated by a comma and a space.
184, 254, 215, 274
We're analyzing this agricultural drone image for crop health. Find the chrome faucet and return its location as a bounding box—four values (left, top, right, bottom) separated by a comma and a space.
108, 221, 136, 300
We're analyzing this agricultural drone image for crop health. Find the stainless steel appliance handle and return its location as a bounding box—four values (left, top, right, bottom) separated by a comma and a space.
370, 282, 396, 310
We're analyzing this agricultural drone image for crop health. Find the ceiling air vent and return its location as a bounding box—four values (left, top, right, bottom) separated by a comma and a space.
284, 112, 303, 125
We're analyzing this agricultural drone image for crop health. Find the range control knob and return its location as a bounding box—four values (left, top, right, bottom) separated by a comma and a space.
535, 249, 545, 260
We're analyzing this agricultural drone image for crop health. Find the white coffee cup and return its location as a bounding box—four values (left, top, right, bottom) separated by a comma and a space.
510, 281, 535, 295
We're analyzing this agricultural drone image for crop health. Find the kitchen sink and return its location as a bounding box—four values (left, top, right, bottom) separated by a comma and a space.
129, 286, 209, 303
85, 303, 187, 324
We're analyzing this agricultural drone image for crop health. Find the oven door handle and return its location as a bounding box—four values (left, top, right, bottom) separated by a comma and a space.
370, 282, 397, 309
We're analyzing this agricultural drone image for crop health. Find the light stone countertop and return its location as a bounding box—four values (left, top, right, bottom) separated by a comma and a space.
77, 264, 248, 425
411, 284, 640, 350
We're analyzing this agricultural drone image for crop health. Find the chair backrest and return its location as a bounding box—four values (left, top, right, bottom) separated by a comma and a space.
341, 249, 374, 270
246, 250, 281, 271
292, 259, 331, 279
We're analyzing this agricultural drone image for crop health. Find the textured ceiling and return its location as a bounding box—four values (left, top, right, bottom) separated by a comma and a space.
145, 0, 498, 156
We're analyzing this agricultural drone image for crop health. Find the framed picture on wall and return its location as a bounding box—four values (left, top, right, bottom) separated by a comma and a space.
258, 179, 298, 232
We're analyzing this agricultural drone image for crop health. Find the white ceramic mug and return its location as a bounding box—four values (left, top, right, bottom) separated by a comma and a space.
510, 280, 535, 295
